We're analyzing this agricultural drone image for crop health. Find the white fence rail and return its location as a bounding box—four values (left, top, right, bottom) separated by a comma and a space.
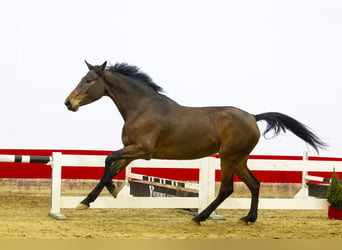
47, 152, 342, 220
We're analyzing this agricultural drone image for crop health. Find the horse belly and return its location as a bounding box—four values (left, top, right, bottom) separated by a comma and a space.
152, 136, 220, 160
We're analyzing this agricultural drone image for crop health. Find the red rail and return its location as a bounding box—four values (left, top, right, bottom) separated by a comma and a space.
0, 149, 340, 183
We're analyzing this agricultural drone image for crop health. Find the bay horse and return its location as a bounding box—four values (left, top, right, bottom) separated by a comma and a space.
65, 61, 326, 225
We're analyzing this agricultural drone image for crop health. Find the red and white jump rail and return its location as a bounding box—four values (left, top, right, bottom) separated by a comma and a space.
305, 175, 342, 184
1, 152, 342, 220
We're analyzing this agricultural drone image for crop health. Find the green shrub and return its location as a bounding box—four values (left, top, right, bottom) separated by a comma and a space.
327, 170, 342, 208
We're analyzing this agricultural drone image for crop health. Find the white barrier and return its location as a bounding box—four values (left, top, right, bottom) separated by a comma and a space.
48, 152, 342, 220
49, 153, 214, 219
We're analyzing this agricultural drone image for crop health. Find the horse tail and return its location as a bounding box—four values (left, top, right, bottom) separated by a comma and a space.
255, 112, 327, 153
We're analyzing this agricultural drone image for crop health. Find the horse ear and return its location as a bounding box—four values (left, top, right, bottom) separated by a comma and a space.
99, 61, 107, 71
85, 60, 93, 70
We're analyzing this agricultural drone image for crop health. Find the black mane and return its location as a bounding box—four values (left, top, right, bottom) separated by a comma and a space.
107, 63, 163, 93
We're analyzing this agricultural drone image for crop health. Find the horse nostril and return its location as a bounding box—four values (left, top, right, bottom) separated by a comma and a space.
65, 100, 73, 110
65, 100, 79, 112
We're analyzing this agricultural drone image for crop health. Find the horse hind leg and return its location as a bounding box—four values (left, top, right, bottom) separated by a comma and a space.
234, 162, 260, 224
192, 162, 234, 225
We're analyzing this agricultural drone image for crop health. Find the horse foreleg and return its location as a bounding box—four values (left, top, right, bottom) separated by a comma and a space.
77, 159, 131, 209
103, 145, 152, 198
104, 180, 121, 198
104, 176, 122, 198
76, 179, 109, 210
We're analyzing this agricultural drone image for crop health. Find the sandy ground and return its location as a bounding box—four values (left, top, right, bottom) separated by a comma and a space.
0, 179, 341, 239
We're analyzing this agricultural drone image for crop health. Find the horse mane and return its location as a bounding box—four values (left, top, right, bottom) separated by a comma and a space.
107, 63, 163, 93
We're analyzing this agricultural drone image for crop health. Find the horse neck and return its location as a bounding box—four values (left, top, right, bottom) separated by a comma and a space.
103, 71, 160, 120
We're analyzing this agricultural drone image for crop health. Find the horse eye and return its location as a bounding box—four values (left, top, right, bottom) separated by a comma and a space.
85, 79, 93, 84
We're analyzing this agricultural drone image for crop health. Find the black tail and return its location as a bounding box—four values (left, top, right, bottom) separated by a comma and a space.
255, 112, 327, 153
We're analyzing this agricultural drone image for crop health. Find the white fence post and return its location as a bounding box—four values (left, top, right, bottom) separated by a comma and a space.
302, 150, 309, 189
207, 157, 216, 204
198, 157, 216, 212
294, 151, 309, 198
48, 152, 66, 220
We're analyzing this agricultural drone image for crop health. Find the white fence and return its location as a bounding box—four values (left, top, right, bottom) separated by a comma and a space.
48, 152, 342, 220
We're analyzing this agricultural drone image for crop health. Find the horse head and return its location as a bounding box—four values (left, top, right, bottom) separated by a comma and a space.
65, 61, 107, 111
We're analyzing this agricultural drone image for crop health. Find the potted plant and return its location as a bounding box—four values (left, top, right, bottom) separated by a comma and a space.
327, 169, 342, 219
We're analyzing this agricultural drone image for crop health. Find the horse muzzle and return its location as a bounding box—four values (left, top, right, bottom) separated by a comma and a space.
65, 100, 79, 112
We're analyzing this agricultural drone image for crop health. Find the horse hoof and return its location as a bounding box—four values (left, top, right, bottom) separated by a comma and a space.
76, 203, 89, 210
111, 189, 119, 198
190, 218, 201, 226
238, 217, 255, 225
